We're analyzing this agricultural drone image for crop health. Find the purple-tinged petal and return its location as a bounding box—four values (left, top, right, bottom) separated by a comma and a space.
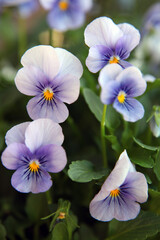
84, 17, 123, 48
85, 45, 113, 73
25, 119, 64, 153
101, 150, 134, 192
5, 122, 30, 146
36, 144, 67, 173
26, 95, 69, 123
100, 80, 120, 105
150, 117, 160, 137
21, 45, 60, 80
116, 67, 147, 97
115, 36, 132, 60
54, 48, 83, 79
47, 7, 85, 31
123, 172, 148, 203
15, 65, 48, 96
39, 0, 55, 10
1, 143, 31, 170
77, 0, 92, 12
118, 23, 140, 51
98, 64, 123, 87
11, 166, 52, 193
113, 98, 145, 122
118, 59, 132, 68
19, 0, 39, 18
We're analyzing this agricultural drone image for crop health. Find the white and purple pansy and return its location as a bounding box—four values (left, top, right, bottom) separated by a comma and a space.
99, 64, 146, 122
40, 0, 93, 31
1, 119, 67, 193
84, 17, 140, 73
15, 45, 83, 123
89, 150, 148, 221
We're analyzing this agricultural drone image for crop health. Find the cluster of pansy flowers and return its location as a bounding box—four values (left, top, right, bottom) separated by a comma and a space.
1, 13, 149, 224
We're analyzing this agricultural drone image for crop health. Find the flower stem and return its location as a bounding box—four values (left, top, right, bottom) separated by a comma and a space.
101, 104, 107, 168
45, 190, 52, 206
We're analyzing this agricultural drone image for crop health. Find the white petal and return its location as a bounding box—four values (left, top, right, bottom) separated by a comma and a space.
39, 0, 55, 10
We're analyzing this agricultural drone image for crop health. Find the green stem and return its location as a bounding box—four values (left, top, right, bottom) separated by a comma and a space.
49, 29, 53, 46
101, 104, 107, 168
45, 190, 52, 206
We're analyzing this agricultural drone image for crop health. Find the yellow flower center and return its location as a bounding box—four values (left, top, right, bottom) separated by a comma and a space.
43, 88, 54, 101
117, 91, 126, 103
57, 212, 66, 220
58, 1, 69, 11
109, 56, 119, 64
29, 160, 40, 172
110, 188, 120, 198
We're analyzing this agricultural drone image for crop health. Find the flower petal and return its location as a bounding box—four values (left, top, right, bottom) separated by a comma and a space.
113, 98, 145, 122
21, 45, 59, 80
5, 122, 30, 146
36, 144, 67, 173
84, 17, 123, 48
25, 119, 64, 153
100, 80, 120, 105
39, 0, 55, 10
1, 143, 31, 170
26, 95, 69, 123
77, 0, 93, 12
11, 166, 52, 193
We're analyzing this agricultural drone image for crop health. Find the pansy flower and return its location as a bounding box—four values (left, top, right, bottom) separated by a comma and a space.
15, 45, 83, 123
84, 17, 140, 73
1, 119, 67, 193
99, 64, 146, 122
18, 0, 39, 18
89, 150, 148, 221
40, 0, 93, 31
149, 106, 160, 138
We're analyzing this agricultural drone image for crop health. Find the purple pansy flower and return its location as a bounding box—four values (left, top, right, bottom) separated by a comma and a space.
15, 45, 83, 123
40, 0, 93, 31
84, 17, 140, 73
19, 0, 39, 18
89, 150, 148, 221
1, 119, 67, 193
99, 64, 146, 122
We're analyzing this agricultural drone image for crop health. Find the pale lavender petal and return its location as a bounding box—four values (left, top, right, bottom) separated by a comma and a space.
36, 144, 67, 173
118, 59, 132, 68
84, 17, 123, 48
118, 23, 140, 51
123, 172, 148, 203
150, 118, 160, 137
26, 95, 69, 123
116, 67, 147, 97
1, 143, 31, 170
101, 150, 134, 192
11, 166, 52, 193
113, 98, 145, 122
115, 36, 132, 59
15, 65, 48, 96
54, 48, 83, 79
21, 45, 59, 80
100, 80, 120, 105
39, 0, 55, 10
25, 119, 64, 153
5, 122, 30, 146
78, 0, 93, 12
98, 64, 123, 87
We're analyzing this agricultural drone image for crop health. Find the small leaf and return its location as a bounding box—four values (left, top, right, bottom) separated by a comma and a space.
0, 223, 7, 240
105, 135, 122, 153
133, 137, 159, 151
129, 148, 154, 168
154, 150, 160, 181
52, 222, 68, 240
107, 211, 160, 240
68, 160, 108, 183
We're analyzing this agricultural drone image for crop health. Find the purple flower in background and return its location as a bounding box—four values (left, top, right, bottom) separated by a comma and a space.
99, 64, 146, 122
19, 0, 39, 18
15, 45, 83, 123
40, 0, 93, 31
1, 0, 29, 7
89, 150, 148, 221
84, 17, 140, 73
1, 119, 67, 193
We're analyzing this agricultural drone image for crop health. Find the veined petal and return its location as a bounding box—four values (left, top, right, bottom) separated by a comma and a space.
1, 143, 31, 170
25, 119, 64, 153
54, 48, 83, 79
100, 80, 120, 105
118, 59, 132, 68
39, 0, 55, 10
113, 98, 145, 122
98, 64, 123, 87
116, 66, 147, 97
84, 17, 123, 48
15, 65, 48, 96
36, 144, 67, 173
5, 122, 30, 146
101, 150, 134, 192
21, 45, 60, 80
11, 166, 52, 193
26, 95, 69, 123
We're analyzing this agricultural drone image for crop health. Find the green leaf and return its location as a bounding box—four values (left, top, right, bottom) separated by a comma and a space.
107, 211, 160, 240
83, 88, 103, 122
105, 135, 122, 153
52, 222, 68, 240
68, 160, 108, 183
154, 150, 160, 181
129, 148, 154, 168
0, 224, 6, 240
148, 189, 160, 215
133, 137, 159, 151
